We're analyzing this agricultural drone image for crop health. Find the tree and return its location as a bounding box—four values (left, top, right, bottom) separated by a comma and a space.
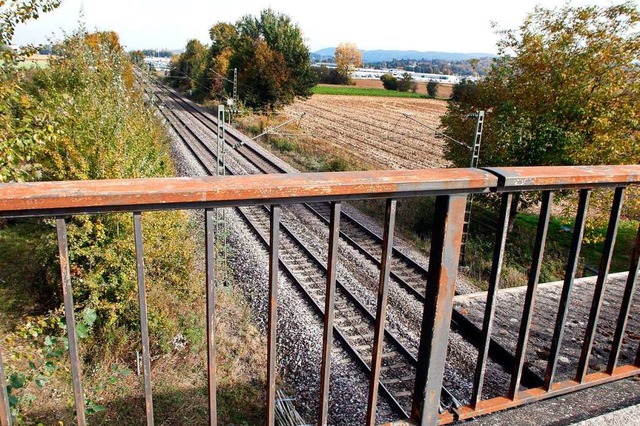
426, 81, 438, 97
0, 0, 61, 183
441, 2, 640, 221
168, 39, 209, 98
442, 2, 640, 169
334, 42, 362, 84
397, 72, 415, 92
380, 73, 398, 90
314, 64, 347, 85
200, 9, 315, 110
207, 22, 237, 96
129, 50, 145, 65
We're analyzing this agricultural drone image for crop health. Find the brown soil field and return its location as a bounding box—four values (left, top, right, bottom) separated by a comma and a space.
283, 94, 451, 170
352, 79, 454, 98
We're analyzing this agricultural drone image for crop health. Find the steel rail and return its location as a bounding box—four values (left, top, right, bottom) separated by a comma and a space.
158, 80, 473, 413
151, 81, 429, 418
156, 81, 542, 390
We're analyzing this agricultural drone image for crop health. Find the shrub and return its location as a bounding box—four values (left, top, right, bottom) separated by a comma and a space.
380, 73, 398, 90
427, 81, 438, 97
397, 72, 415, 92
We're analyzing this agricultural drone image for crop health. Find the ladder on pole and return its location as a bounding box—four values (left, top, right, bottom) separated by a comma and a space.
460, 110, 484, 265
216, 105, 228, 283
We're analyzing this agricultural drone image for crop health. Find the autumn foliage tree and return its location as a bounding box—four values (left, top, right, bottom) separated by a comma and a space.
172, 9, 315, 109
441, 2, 640, 226
169, 39, 209, 97
442, 2, 640, 171
334, 42, 362, 84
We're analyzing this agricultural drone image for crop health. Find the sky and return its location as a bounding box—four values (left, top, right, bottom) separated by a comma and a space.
13, 0, 622, 54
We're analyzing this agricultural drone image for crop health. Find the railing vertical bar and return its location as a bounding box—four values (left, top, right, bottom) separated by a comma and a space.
544, 189, 591, 389
267, 205, 281, 426
470, 193, 513, 407
0, 341, 12, 426
56, 218, 87, 426
366, 199, 397, 426
318, 202, 341, 426
133, 212, 155, 425
411, 194, 467, 426
576, 187, 625, 382
608, 222, 640, 373
636, 331, 640, 367
508, 190, 553, 398
205, 208, 217, 425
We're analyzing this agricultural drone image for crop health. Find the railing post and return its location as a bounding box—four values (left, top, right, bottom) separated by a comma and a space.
471, 192, 512, 406
318, 202, 341, 426
0, 340, 11, 426
56, 218, 87, 426
205, 208, 217, 425
366, 199, 397, 426
509, 191, 553, 398
267, 205, 281, 426
133, 213, 155, 425
412, 195, 466, 426
576, 187, 625, 382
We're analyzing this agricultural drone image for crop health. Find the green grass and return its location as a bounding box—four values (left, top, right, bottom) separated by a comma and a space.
312, 85, 428, 98
464, 209, 639, 290
515, 213, 638, 274
353, 196, 639, 291
0, 60, 49, 69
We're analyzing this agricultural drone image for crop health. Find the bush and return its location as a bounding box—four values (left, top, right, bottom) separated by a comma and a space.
1, 29, 200, 419
313, 65, 349, 85
427, 81, 438, 97
380, 73, 398, 90
397, 72, 415, 92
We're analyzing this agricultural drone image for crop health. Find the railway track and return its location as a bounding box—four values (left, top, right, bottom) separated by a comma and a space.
141, 77, 544, 418
152, 83, 542, 388
145, 80, 463, 417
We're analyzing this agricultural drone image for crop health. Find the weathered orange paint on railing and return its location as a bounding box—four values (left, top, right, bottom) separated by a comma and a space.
0, 169, 496, 217
485, 165, 640, 190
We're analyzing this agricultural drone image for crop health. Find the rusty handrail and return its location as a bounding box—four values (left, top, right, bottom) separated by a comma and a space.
1, 164, 640, 426
2, 165, 640, 218
0, 168, 496, 218
484, 165, 640, 190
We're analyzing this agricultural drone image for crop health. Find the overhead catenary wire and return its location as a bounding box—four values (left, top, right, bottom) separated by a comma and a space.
402, 113, 472, 150
164, 73, 214, 95
209, 68, 235, 84
234, 112, 306, 148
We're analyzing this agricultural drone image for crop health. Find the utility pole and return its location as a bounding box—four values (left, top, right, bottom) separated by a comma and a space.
460, 110, 485, 265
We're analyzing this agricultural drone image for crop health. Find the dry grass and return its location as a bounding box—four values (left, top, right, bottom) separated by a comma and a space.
2, 285, 267, 425
235, 113, 373, 172
282, 94, 450, 170
236, 93, 451, 172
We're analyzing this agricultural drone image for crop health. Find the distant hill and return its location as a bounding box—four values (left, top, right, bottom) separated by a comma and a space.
312, 47, 494, 62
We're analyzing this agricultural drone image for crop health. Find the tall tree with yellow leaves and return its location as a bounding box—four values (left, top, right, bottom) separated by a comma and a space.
334, 42, 362, 84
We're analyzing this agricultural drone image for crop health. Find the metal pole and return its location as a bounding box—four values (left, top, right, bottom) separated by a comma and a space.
233, 68, 238, 113
216, 105, 228, 284
412, 195, 467, 425
0, 341, 12, 426
460, 110, 484, 265
56, 219, 87, 426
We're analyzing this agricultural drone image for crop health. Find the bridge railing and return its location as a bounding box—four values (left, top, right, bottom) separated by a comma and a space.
0, 165, 638, 426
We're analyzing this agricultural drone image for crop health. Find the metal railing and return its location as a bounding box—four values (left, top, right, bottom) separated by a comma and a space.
0, 165, 639, 426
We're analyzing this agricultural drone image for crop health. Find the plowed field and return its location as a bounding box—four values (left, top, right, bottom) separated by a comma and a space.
283, 94, 451, 170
